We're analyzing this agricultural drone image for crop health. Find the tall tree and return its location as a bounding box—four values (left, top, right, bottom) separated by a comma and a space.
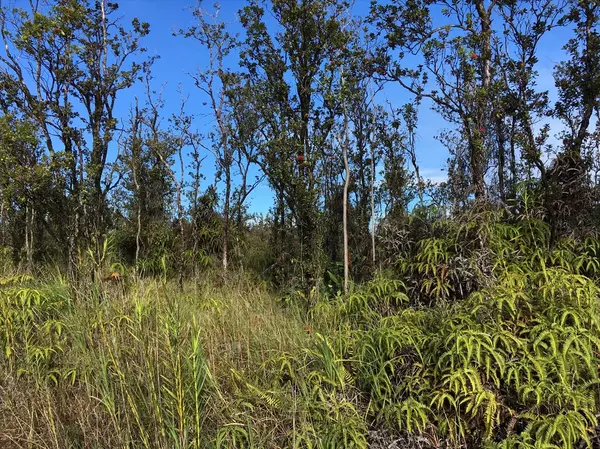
0, 0, 150, 269
118, 91, 174, 273
238, 0, 353, 286
371, 0, 498, 200
549, 0, 600, 235
183, 3, 237, 273
184, 3, 264, 273
339, 70, 350, 294
555, 0, 600, 160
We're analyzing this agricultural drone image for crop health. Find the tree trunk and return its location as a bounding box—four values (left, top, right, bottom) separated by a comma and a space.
509, 117, 517, 200
132, 100, 142, 273
494, 115, 506, 201
342, 100, 350, 295
370, 128, 376, 267
473, 0, 493, 201
571, 2, 597, 160
25, 204, 32, 271
132, 158, 141, 273
0, 198, 4, 248
174, 178, 185, 292
223, 162, 231, 273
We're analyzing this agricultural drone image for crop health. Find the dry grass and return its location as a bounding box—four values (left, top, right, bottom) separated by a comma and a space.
0, 272, 311, 448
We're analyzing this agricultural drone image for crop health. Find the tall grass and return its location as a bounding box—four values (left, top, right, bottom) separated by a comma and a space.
0, 273, 310, 448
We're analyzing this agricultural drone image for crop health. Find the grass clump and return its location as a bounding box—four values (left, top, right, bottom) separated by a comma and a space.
0, 275, 310, 448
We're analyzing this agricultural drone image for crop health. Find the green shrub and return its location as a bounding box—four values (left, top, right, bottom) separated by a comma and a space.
350, 266, 600, 448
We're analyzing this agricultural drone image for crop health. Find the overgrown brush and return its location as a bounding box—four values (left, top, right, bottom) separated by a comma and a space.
211, 217, 600, 448
322, 213, 600, 448
2, 215, 600, 448
348, 268, 600, 448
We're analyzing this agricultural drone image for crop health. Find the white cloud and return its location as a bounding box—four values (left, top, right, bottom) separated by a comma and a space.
420, 168, 448, 185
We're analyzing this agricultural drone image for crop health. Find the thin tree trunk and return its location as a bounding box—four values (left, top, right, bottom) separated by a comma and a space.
0, 197, 4, 248
494, 115, 506, 201
190, 144, 202, 280
370, 138, 376, 267
407, 119, 423, 205
279, 191, 285, 249
135, 199, 141, 271
223, 162, 230, 273
25, 204, 32, 271
131, 100, 142, 273
132, 161, 141, 274
473, 0, 493, 200
178, 211, 184, 291
30, 206, 34, 269
368, 84, 376, 267
509, 116, 517, 199
342, 101, 350, 295
177, 137, 186, 292
25, 205, 29, 269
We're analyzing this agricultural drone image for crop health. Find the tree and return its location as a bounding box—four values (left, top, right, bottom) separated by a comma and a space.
226, 79, 265, 229
371, 0, 499, 200
0, 115, 56, 268
141, 83, 192, 291
238, 0, 354, 287
184, 3, 264, 273
118, 89, 175, 274
555, 0, 600, 160
183, 3, 238, 273
550, 0, 600, 234
344, 45, 383, 280
121, 99, 144, 270
340, 70, 351, 294
489, 0, 564, 245
377, 103, 415, 217
0, 0, 150, 269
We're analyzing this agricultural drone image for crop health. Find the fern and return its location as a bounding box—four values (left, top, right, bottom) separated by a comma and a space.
348, 238, 600, 447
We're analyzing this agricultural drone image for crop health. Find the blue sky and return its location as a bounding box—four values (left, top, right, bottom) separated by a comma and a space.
106, 0, 571, 214
110, 1, 452, 214
9, 0, 573, 214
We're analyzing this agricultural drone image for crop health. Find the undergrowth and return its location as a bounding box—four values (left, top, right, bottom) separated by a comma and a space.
1, 212, 600, 448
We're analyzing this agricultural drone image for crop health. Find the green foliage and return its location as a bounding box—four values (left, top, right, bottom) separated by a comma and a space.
2, 216, 600, 449
85, 296, 215, 448
343, 218, 600, 448
3, 0, 600, 445
336, 276, 408, 321
396, 212, 490, 304
0, 275, 70, 385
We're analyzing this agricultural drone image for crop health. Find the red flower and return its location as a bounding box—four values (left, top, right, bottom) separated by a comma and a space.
479, 127, 486, 134
297, 153, 304, 163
